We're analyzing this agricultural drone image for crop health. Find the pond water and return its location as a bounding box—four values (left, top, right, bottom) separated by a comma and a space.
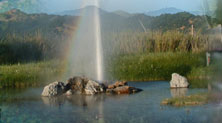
0, 82, 220, 123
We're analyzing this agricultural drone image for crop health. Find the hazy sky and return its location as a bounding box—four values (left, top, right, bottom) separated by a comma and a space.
0, 0, 207, 13
42, 0, 205, 13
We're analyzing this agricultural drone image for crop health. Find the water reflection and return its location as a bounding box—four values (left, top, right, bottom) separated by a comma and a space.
0, 82, 215, 123
42, 94, 106, 122
66, 94, 105, 108
41, 96, 66, 107
41, 94, 128, 108
170, 88, 188, 97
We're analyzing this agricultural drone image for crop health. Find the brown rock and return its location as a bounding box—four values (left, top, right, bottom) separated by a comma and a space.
108, 85, 115, 89
106, 89, 115, 94
114, 81, 128, 87
113, 86, 130, 94
112, 86, 141, 94
107, 81, 128, 89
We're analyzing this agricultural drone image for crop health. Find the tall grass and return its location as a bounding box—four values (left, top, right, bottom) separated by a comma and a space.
0, 61, 64, 88
0, 31, 71, 64
0, 30, 217, 88
106, 52, 206, 81
103, 30, 209, 56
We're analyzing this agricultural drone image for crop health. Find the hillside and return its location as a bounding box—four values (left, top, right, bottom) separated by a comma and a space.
0, 8, 208, 35
145, 7, 184, 16
0, 8, 210, 64
0, 9, 79, 36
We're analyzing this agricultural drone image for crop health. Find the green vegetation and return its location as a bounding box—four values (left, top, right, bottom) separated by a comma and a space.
187, 67, 213, 88
0, 9, 219, 88
107, 53, 205, 81
0, 61, 64, 88
161, 93, 208, 106
104, 30, 215, 88
104, 31, 209, 56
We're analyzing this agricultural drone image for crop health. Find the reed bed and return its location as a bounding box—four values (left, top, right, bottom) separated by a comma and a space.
0, 61, 64, 88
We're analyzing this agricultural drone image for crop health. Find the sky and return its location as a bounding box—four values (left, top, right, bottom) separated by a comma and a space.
42, 0, 205, 13
0, 0, 211, 13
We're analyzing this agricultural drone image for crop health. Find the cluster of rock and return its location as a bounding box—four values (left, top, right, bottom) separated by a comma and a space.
106, 81, 142, 94
42, 76, 142, 97
170, 73, 189, 88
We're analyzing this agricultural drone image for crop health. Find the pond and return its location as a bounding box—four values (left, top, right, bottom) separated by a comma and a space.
0, 82, 220, 123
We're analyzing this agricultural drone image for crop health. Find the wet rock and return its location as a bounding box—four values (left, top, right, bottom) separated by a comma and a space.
66, 76, 104, 95
84, 80, 104, 95
114, 81, 128, 87
66, 76, 88, 94
42, 81, 66, 97
108, 81, 128, 89
42, 77, 142, 96
170, 73, 189, 88
113, 86, 130, 94
65, 90, 73, 96
113, 86, 142, 94
106, 81, 142, 94
108, 85, 115, 89
106, 89, 115, 94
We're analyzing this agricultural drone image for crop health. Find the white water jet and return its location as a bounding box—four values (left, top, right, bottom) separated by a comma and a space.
67, 0, 103, 82
94, 6, 103, 81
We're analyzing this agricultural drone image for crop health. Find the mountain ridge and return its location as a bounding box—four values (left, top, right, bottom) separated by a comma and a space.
54, 6, 204, 17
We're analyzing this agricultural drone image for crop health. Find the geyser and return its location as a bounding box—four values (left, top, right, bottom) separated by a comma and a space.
67, 0, 103, 82
94, 3, 103, 81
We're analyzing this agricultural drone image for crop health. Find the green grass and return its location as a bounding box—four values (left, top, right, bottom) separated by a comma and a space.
0, 52, 214, 88
107, 52, 206, 81
161, 93, 208, 106
0, 61, 64, 88
187, 67, 213, 88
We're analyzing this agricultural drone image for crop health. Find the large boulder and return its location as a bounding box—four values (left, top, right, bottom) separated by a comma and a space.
170, 73, 189, 88
65, 76, 104, 95
42, 82, 66, 97
65, 77, 88, 94
84, 80, 104, 95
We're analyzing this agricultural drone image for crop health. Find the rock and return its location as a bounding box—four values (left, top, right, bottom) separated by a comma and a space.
170, 73, 189, 88
114, 81, 128, 87
66, 76, 104, 95
108, 81, 128, 89
65, 90, 73, 96
84, 80, 104, 95
42, 77, 142, 96
106, 81, 141, 94
106, 89, 115, 94
66, 76, 88, 94
42, 81, 66, 97
107, 85, 142, 94
113, 86, 130, 94
108, 85, 115, 89
106, 81, 142, 94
